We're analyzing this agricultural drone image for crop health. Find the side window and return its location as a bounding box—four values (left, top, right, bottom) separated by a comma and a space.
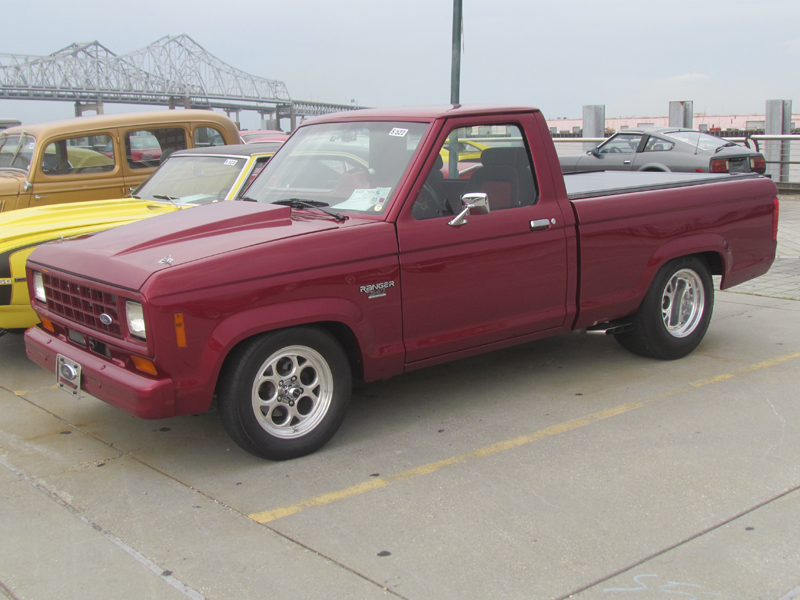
598, 133, 643, 154
413, 123, 538, 220
42, 134, 115, 175
195, 126, 226, 147
125, 128, 187, 169
643, 136, 675, 152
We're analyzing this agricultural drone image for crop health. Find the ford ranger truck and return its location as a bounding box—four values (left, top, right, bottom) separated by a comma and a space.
24, 105, 779, 461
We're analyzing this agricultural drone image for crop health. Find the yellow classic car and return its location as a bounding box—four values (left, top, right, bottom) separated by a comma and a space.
438, 139, 490, 163
0, 142, 281, 335
0, 109, 241, 213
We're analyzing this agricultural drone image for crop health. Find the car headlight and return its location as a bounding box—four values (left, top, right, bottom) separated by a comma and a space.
33, 271, 46, 302
126, 301, 146, 340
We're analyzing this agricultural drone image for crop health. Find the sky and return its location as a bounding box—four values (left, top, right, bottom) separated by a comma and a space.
2, 0, 799, 130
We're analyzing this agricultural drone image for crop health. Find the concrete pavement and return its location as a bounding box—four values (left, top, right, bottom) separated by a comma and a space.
0, 195, 799, 600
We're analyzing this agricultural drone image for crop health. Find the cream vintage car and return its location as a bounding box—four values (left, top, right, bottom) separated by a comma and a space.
0, 142, 282, 335
0, 109, 241, 213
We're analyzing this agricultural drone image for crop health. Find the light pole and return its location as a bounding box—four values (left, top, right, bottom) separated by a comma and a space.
450, 0, 462, 106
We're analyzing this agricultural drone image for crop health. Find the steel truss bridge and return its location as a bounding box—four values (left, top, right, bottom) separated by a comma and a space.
0, 34, 358, 130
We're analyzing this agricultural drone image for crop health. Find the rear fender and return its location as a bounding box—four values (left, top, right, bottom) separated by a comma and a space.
637, 233, 729, 299
635, 163, 670, 172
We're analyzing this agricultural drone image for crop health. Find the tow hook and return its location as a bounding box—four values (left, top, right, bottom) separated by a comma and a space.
278, 377, 303, 406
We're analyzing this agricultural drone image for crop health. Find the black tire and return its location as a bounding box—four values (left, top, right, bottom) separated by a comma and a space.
615, 256, 713, 360
218, 326, 352, 460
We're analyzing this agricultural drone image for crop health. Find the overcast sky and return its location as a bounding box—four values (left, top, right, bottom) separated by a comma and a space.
2, 0, 799, 129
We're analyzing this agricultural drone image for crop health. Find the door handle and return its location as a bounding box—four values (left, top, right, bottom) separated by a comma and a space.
34, 195, 48, 200
530, 218, 555, 231
623, 160, 631, 164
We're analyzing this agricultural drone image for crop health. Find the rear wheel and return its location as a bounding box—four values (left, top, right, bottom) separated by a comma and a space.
615, 256, 713, 360
218, 326, 352, 460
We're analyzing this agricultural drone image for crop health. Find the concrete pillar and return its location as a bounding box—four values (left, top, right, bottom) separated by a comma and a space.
765, 99, 792, 182
225, 109, 241, 130
669, 101, 693, 128
74, 100, 103, 117
183, 97, 191, 109
582, 105, 605, 152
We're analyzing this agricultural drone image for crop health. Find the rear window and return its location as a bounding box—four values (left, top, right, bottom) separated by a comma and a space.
125, 128, 188, 169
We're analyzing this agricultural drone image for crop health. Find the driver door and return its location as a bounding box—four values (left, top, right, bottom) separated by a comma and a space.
397, 117, 569, 364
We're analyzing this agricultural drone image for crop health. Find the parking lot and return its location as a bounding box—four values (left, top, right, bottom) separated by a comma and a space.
1, 197, 799, 600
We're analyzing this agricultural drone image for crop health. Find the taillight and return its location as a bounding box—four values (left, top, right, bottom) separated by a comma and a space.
710, 158, 729, 173
751, 156, 766, 173
773, 197, 780, 241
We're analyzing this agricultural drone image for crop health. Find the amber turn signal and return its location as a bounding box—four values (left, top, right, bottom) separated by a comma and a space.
131, 355, 157, 376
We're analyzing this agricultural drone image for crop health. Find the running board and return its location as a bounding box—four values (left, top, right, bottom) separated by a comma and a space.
585, 321, 633, 336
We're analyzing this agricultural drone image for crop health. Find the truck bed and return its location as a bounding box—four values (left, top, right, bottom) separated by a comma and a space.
564, 171, 762, 200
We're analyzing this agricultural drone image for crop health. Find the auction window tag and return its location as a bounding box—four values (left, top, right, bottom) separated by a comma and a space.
224, 159, 238, 166
389, 128, 408, 137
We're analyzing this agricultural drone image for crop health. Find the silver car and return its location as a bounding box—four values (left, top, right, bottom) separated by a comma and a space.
559, 127, 767, 175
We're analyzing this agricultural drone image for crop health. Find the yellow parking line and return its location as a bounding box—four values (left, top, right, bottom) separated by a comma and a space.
249, 351, 800, 524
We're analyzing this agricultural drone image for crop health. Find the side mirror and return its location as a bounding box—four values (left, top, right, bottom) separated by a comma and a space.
448, 192, 490, 227
591, 147, 602, 157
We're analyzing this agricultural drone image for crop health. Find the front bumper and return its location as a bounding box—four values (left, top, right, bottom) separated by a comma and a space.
24, 326, 177, 419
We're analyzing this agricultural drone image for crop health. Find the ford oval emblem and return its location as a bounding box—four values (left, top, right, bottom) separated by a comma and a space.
99, 313, 113, 325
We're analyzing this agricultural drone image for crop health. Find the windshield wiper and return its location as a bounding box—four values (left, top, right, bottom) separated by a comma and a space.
715, 142, 738, 153
152, 194, 181, 208
273, 198, 348, 222
238, 196, 258, 202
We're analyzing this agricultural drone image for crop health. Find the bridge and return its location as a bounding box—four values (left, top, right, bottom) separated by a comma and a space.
0, 34, 358, 130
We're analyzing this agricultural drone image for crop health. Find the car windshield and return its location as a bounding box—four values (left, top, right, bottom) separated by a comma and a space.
133, 154, 249, 205
0, 133, 36, 171
243, 121, 429, 216
665, 131, 740, 152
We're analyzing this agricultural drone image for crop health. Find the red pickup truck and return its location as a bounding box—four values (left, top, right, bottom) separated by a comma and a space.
24, 106, 779, 460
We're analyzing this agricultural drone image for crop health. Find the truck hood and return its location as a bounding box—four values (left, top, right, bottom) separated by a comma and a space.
28, 201, 343, 291
0, 197, 178, 253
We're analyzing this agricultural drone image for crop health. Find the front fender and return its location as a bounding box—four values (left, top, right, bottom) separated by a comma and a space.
177, 296, 404, 414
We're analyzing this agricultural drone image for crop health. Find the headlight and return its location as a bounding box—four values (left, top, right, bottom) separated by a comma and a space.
33, 271, 46, 302
126, 301, 146, 340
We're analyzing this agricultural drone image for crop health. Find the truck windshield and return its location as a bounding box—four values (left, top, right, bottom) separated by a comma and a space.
133, 154, 250, 205
243, 121, 429, 216
0, 133, 36, 171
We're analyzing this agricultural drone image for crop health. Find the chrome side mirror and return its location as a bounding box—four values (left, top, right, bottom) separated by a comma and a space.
448, 192, 490, 227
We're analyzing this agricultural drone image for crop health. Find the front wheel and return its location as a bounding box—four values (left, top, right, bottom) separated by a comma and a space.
218, 326, 352, 460
615, 256, 714, 360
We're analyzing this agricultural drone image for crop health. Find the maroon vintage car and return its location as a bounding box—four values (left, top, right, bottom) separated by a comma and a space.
24, 105, 778, 460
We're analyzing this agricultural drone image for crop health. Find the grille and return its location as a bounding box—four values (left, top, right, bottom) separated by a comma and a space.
42, 273, 123, 338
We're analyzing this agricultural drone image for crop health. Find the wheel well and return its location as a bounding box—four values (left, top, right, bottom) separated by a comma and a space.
696, 251, 723, 276
317, 321, 364, 383
216, 321, 365, 396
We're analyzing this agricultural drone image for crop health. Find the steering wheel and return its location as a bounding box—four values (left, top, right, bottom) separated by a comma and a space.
608, 147, 621, 153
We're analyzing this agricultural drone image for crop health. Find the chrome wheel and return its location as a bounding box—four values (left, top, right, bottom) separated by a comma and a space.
615, 256, 713, 360
251, 345, 333, 439
661, 268, 705, 338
